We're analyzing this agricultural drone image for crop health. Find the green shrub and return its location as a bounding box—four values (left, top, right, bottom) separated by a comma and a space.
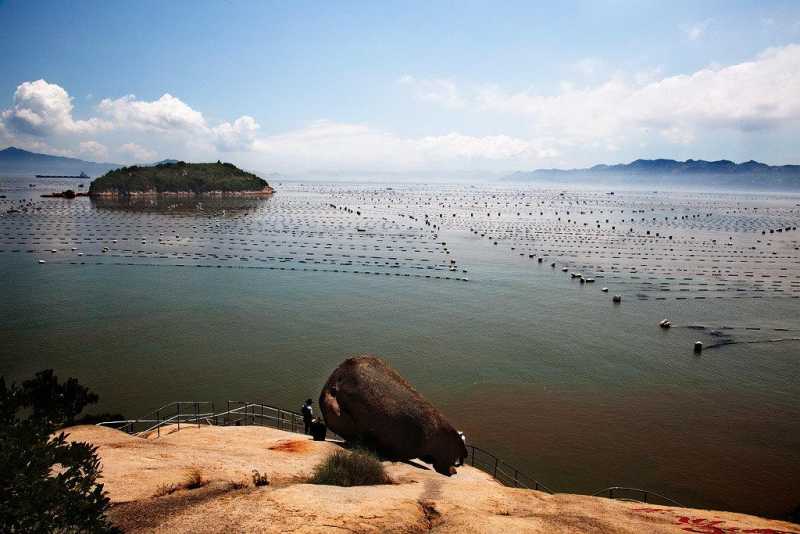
0, 369, 119, 532
307, 449, 390, 487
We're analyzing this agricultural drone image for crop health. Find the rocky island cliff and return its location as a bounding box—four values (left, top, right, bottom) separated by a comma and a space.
88, 161, 274, 197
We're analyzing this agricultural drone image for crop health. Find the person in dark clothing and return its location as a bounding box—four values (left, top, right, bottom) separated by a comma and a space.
301, 398, 313, 435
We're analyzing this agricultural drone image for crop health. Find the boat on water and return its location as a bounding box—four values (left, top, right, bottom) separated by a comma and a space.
35, 171, 90, 178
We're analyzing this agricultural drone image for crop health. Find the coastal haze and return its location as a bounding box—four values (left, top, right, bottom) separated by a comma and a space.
2, 174, 799, 518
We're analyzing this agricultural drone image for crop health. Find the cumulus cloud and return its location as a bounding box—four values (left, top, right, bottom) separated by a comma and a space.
1, 80, 111, 136
403, 44, 800, 146
97, 93, 260, 151
119, 142, 157, 163
97, 93, 207, 132
1, 81, 262, 156
211, 115, 260, 151
79, 140, 109, 161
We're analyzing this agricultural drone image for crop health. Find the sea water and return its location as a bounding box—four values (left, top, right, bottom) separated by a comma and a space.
1, 176, 799, 517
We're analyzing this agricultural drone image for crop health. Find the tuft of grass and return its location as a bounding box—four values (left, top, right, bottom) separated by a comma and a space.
307, 449, 390, 487
183, 467, 207, 489
152, 467, 208, 497
251, 470, 270, 487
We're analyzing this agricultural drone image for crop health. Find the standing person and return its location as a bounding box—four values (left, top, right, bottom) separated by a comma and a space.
301, 399, 313, 435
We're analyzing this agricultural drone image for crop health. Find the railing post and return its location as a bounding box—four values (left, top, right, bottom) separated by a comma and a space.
157, 409, 160, 437
493, 457, 498, 478
514, 469, 518, 488
225, 401, 229, 426
470, 446, 475, 466
177, 403, 180, 431
609, 488, 613, 499
195, 402, 199, 428
643, 490, 648, 503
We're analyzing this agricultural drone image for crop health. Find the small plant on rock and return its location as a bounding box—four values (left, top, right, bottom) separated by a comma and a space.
182, 467, 207, 489
251, 470, 269, 487
308, 448, 390, 487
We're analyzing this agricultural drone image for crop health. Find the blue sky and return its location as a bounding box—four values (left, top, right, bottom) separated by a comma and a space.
1, 0, 799, 178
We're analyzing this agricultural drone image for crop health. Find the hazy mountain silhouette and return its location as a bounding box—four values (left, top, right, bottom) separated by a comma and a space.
504, 159, 800, 190
0, 147, 122, 177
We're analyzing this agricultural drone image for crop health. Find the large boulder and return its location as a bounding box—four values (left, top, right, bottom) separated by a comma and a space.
319, 355, 467, 476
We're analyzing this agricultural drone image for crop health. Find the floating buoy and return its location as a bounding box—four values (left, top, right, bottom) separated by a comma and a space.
694, 341, 703, 354
612, 295, 622, 303
601, 287, 609, 292
659, 319, 672, 328
38, 259, 45, 264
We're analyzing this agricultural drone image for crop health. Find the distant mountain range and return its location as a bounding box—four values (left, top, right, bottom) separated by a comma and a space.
504, 159, 800, 190
0, 146, 122, 177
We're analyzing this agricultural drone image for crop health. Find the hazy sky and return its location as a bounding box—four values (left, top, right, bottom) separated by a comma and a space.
1, 0, 799, 178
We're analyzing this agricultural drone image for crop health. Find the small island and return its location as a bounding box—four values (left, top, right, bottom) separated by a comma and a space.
88, 161, 274, 197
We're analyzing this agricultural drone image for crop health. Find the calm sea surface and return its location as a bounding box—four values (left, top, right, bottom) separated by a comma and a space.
2, 176, 799, 518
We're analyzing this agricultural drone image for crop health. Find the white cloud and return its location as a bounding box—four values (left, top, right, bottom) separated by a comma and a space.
97, 93, 207, 132
119, 142, 156, 163
251, 119, 553, 173
97, 93, 259, 152
404, 44, 800, 147
211, 115, 260, 151
3, 44, 798, 176
1, 80, 111, 136
79, 140, 109, 161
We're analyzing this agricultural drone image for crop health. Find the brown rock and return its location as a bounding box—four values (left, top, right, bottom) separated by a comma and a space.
319, 355, 467, 476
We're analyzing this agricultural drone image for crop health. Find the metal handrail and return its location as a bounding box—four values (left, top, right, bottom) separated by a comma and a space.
465, 444, 554, 493
114, 401, 215, 436
591, 486, 684, 507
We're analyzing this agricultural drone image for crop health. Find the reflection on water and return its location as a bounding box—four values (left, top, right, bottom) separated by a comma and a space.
1, 177, 799, 518
90, 195, 272, 215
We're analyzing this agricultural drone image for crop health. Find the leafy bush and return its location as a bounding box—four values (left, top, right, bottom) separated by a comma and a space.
0, 369, 119, 532
307, 449, 390, 487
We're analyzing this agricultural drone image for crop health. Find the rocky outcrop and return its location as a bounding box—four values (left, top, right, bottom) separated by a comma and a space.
319, 355, 467, 476
62, 424, 800, 534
